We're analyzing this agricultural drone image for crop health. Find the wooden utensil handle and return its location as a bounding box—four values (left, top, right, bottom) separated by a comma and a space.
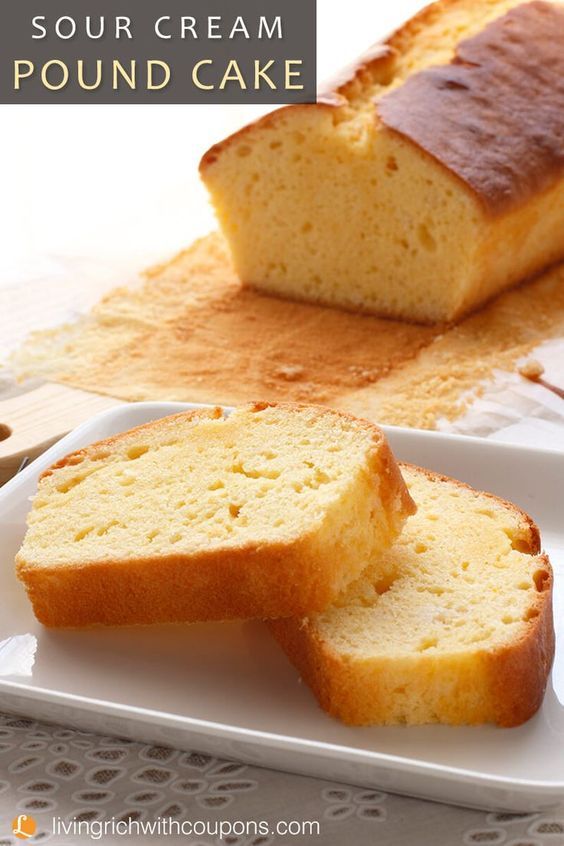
0, 383, 121, 485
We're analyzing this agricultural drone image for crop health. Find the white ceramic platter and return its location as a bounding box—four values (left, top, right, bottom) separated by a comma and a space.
1, 402, 563, 812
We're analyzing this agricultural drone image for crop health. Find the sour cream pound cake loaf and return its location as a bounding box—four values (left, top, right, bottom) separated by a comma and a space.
200, 0, 564, 324
16, 403, 414, 627
270, 465, 554, 727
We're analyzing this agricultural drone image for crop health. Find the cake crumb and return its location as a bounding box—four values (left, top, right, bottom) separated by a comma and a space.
518, 359, 544, 381
11, 233, 564, 427
273, 364, 305, 382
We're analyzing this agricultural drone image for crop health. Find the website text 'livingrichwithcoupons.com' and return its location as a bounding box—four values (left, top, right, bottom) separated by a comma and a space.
10, 812, 322, 841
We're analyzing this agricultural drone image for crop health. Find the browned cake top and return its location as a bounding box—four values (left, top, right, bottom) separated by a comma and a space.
377, 1, 564, 214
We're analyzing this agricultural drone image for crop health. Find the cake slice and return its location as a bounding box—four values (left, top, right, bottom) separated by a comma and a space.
200, 0, 564, 324
270, 465, 554, 726
16, 403, 414, 627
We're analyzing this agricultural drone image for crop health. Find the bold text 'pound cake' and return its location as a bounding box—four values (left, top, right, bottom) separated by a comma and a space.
270, 465, 554, 727
16, 403, 415, 627
201, 0, 564, 324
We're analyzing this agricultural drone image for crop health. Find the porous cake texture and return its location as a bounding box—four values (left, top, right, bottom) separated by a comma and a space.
271, 465, 554, 727
201, 0, 564, 324
16, 403, 414, 627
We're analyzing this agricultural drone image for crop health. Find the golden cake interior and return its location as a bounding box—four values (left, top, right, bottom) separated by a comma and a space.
201, 0, 564, 323
271, 465, 553, 726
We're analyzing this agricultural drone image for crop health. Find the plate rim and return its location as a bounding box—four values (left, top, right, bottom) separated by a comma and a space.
1, 678, 563, 796
2, 399, 563, 802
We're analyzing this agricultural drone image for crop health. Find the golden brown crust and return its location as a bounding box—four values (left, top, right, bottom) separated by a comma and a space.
316, 0, 485, 104
378, 2, 564, 214
486, 553, 554, 726
202, 0, 564, 220
199, 0, 494, 170
200, 0, 511, 171
17, 534, 357, 628
270, 464, 554, 727
17, 402, 414, 628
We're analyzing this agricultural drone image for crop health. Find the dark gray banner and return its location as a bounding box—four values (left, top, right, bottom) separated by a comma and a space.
0, 0, 316, 104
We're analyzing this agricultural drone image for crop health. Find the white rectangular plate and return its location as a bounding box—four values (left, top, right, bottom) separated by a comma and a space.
1, 402, 563, 812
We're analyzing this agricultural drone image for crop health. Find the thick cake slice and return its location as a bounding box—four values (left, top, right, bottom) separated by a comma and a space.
200, 0, 564, 324
270, 465, 554, 727
16, 403, 414, 627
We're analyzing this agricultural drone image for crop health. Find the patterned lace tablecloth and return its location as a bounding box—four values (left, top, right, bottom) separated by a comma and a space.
2, 710, 564, 846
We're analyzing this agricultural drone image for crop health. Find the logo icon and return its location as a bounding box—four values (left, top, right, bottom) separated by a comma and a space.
12, 814, 37, 840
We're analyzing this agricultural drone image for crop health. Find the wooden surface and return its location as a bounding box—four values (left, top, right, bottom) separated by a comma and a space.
0, 383, 122, 485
